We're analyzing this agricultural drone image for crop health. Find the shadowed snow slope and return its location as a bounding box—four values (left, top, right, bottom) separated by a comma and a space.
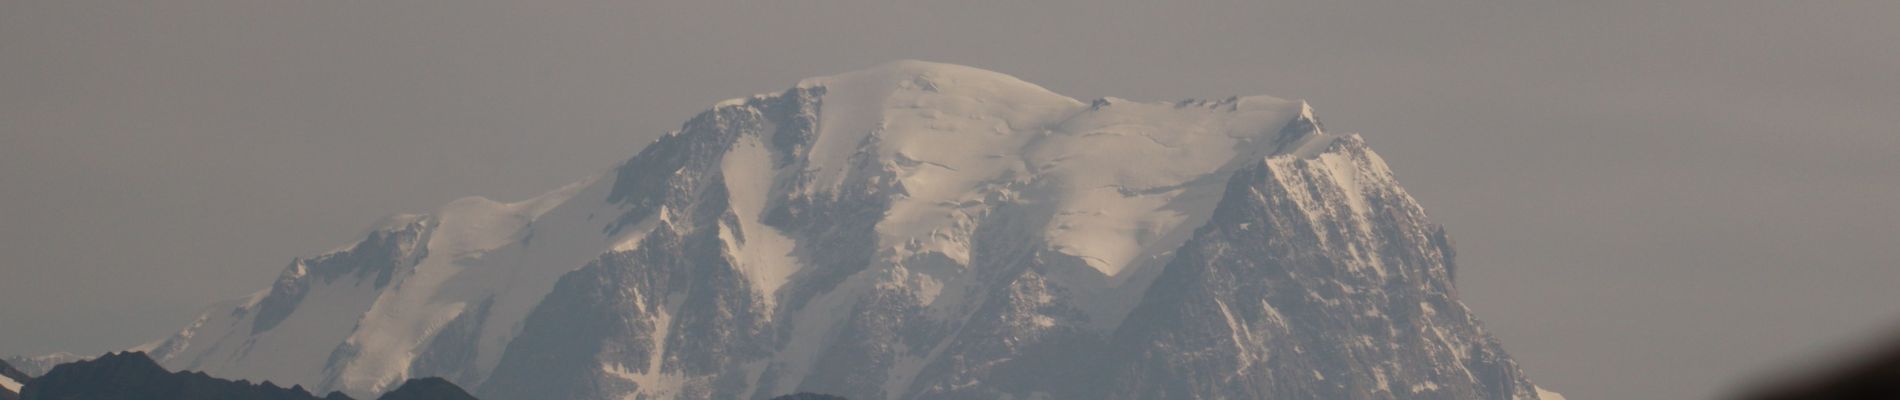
144, 60, 1557, 400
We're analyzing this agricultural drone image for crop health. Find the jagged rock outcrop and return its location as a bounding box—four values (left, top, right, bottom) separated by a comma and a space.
1096, 136, 1539, 399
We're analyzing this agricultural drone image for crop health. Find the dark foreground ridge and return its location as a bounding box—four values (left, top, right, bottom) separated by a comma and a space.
1737, 331, 1900, 400
770, 394, 848, 400
377, 377, 478, 400
19, 352, 475, 400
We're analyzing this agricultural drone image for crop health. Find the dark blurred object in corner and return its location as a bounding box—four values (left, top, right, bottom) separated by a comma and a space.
1739, 332, 1900, 400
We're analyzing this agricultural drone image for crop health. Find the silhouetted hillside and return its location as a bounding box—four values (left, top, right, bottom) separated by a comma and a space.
770, 394, 848, 400
1739, 332, 1900, 400
21, 352, 343, 400
18, 352, 477, 400
377, 378, 477, 400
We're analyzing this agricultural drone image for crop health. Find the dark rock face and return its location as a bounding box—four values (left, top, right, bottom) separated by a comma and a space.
252, 218, 432, 333
480, 94, 796, 400
1095, 137, 1539, 399
20, 352, 346, 400
406, 297, 497, 385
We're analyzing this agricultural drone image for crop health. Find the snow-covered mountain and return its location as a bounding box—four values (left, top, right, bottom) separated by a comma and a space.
144, 60, 1558, 400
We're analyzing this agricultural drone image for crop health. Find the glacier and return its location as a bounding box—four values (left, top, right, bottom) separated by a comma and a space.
143, 60, 1558, 400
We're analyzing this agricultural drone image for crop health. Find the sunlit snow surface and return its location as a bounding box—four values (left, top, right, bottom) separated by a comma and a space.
1536, 386, 1568, 400
793, 61, 1304, 280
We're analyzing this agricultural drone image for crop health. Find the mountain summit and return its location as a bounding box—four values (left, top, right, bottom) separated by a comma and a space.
143, 60, 1558, 399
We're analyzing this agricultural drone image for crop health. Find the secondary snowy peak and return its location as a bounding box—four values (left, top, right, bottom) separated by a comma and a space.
144, 61, 1553, 400
144, 172, 621, 397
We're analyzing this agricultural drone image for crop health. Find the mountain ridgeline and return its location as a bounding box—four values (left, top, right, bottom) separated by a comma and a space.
137, 61, 1559, 399
0, 354, 81, 381
14, 352, 473, 400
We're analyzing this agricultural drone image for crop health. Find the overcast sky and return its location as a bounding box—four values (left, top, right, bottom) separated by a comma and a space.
2, 1, 1896, 399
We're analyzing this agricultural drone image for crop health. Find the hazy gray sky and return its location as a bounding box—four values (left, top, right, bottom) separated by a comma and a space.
2, 1, 1896, 398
